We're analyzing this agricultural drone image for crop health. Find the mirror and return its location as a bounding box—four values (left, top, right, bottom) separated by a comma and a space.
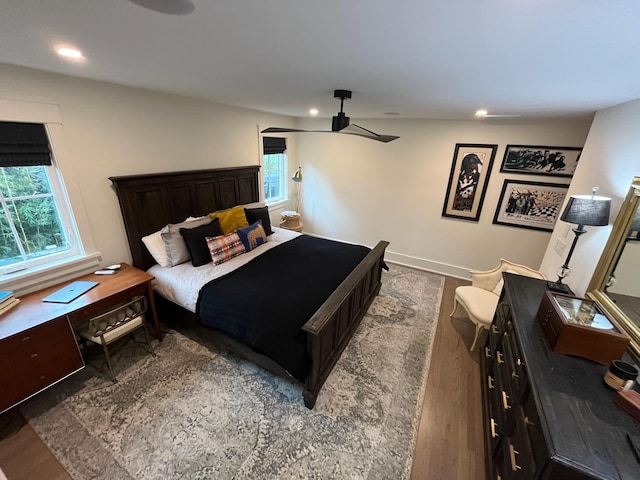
588, 176, 640, 358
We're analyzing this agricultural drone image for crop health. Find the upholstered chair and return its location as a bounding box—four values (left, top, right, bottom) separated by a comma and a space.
451, 259, 546, 351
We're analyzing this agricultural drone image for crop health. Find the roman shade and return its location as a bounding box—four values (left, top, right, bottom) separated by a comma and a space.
263, 137, 286, 155
0, 121, 52, 167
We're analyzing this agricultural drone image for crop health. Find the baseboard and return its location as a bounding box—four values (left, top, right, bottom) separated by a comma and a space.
384, 251, 470, 280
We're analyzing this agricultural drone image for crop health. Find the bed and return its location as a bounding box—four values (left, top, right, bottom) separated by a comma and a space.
109, 166, 389, 408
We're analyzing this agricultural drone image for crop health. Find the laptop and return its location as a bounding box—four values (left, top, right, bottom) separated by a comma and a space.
42, 280, 99, 304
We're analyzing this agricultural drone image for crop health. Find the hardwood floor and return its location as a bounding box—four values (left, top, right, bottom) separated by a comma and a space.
0, 276, 483, 480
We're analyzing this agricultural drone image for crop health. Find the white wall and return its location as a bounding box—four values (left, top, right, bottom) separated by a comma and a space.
0, 63, 295, 267
540, 98, 640, 295
296, 117, 591, 277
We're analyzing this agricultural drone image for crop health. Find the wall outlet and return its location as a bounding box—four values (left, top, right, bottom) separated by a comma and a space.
555, 239, 566, 256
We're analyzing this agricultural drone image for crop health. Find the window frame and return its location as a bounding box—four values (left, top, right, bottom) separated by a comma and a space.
0, 100, 100, 295
259, 134, 289, 207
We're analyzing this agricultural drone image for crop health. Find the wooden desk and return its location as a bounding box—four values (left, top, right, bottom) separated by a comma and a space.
0, 263, 160, 413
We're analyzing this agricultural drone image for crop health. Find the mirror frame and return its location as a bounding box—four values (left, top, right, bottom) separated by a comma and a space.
587, 176, 640, 358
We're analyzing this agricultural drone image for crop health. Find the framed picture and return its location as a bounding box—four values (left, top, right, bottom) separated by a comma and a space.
493, 179, 568, 232
442, 143, 497, 221
500, 145, 582, 178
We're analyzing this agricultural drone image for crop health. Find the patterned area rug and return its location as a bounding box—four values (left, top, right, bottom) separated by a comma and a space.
21, 264, 444, 479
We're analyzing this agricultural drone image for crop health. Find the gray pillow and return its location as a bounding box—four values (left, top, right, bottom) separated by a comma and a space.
160, 216, 211, 266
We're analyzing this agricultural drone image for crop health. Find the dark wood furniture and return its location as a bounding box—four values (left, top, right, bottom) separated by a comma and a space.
0, 263, 159, 413
109, 166, 389, 408
481, 273, 640, 480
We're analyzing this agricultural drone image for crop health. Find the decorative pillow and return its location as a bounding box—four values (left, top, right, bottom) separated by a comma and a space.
179, 218, 223, 267
208, 205, 249, 234
206, 232, 246, 266
244, 206, 273, 236
161, 217, 211, 267
141, 230, 169, 267
236, 220, 268, 252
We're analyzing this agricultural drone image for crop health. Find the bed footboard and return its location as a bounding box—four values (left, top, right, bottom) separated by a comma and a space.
302, 240, 389, 408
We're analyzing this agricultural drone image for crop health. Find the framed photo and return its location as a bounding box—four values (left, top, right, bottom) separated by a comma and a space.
493, 179, 568, 232
442, 143, 497, 221
500, 145, 582, 178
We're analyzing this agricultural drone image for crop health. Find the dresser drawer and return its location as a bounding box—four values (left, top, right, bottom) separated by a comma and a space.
66, 284, 147, 325
0, 317, 84, 413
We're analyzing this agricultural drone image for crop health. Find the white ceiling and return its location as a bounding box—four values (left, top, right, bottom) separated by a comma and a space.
2, 0, 640, 121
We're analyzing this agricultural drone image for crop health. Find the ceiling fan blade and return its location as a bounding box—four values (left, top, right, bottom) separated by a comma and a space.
261, 127, 309, 133
341, 124, 400, 143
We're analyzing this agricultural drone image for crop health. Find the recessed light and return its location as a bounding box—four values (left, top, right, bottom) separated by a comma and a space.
309, 108, 319, 116
475, 109, 488, 117
56, 47, 83, 59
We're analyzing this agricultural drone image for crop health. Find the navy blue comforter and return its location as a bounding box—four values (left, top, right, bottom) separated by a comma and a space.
196, 235, 370, 381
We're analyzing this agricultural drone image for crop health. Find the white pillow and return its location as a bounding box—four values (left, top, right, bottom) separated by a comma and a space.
161, 217, 211, 266
142, 231, 169, 267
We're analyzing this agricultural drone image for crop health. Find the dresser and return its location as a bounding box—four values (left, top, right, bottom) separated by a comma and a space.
0, 263, 160, 413
481, 274, 640, 480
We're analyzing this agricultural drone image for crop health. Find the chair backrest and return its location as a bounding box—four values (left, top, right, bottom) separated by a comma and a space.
88, 296, 147, 339
498, 258, 546, 280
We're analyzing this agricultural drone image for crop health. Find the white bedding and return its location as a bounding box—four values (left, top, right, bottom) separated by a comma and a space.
149, 226, 301, 312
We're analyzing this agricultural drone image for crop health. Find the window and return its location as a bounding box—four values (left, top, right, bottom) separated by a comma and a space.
262, 137, 287, 204
0, 122, 82, 274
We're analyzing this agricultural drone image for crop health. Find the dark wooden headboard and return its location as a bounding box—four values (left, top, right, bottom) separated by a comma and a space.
110, 166, 260, 271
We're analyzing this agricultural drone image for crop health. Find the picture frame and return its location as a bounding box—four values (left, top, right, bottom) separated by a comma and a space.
493, 179, 568, 232
500, 145, 582, 178
442, 143, 497, 221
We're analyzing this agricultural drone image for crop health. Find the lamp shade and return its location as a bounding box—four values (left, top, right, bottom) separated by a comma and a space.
292, 167, 302, 183
560, 195, 611, 227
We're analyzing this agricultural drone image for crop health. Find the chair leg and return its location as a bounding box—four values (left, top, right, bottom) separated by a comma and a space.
101, 341, 118, 383
470, 323, 484, 352
142, 323, 156, 357
450, 296, 460, 317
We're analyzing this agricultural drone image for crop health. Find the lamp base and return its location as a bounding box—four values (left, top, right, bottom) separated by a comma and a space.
546, 281, 572, 294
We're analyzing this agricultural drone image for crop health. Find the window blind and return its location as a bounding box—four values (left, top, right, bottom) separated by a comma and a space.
0, 121, 52, 167
263, 137, 286, 155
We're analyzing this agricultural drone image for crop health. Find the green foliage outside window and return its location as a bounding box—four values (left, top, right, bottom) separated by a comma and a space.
0, 166, 69, 267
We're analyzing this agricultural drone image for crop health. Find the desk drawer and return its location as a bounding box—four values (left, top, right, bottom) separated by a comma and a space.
66, 284, 147, 325
0, 317, 84, 413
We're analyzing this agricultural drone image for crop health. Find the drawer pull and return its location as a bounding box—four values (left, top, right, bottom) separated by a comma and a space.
501, 391, 511, 410
30, 353, 38, 359
524, 416, 536, 427
511, 370, 519, 379
492, 324, 499, 334
487, 375, 495, 390
497, 351, 504, 364
22, 336, 31, 341
485, 346, 492, 358
490, 418, 498, 438
516, 358, 523, 367
509, 444, 521, 471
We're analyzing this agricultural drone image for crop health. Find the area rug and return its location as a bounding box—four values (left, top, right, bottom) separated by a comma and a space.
21, 264, 444, 479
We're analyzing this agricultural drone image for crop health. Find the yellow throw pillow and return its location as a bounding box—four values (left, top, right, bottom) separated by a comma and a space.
208, 205, 249, 234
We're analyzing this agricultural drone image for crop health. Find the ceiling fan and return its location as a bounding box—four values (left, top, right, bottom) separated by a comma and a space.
262, 90, 400, 143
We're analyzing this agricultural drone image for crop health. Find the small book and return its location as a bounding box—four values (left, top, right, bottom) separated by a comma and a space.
0, 297, 20, 315
0, 290, 14, 304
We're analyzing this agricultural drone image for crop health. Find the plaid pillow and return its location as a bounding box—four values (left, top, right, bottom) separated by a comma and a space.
206, 232, 246, 266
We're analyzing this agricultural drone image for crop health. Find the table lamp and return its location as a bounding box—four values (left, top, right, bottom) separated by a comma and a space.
552, 187, 611, 290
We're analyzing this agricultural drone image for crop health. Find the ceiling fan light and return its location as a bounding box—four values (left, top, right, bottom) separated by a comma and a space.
332, 113, 350, 131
